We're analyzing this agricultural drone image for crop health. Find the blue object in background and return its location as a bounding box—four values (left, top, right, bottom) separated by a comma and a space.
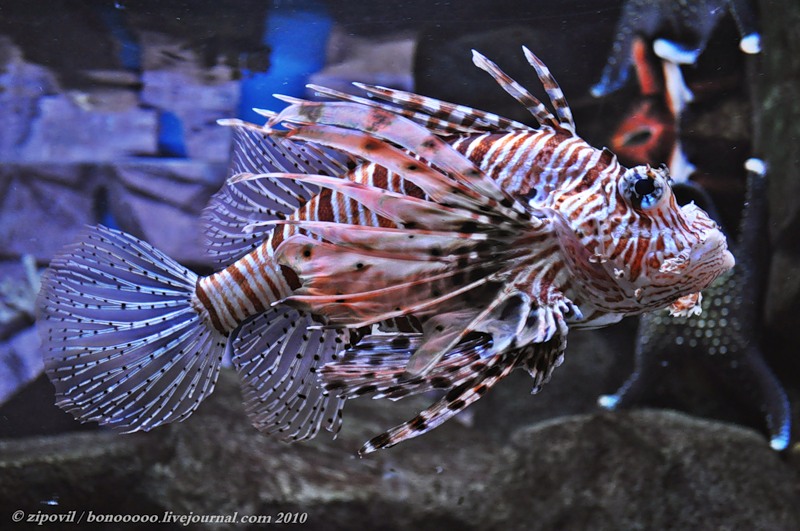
238, 0, 332, 122
97, 3, 142, 71
157, 111, 188, 158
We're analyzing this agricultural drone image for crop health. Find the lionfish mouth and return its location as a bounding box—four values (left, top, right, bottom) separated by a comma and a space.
686, 226, 735, 290
677, 202, 735, 288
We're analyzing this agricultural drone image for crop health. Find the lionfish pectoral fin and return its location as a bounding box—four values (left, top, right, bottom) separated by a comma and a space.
321, 331, 492, 401
37, 225, 226, 432
403, 310, 479, 377
514, 290, 579, 348
521, 334, 568, 394
359, 353, 517, 455
231, 306, 349, 441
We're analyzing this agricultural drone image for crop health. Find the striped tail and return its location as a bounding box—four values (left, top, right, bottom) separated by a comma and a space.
36, 225, 227, 432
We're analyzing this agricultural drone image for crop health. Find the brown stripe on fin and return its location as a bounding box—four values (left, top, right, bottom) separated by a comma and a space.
470, 49, 560, 130
203, 122, 350, 266
522, 46, 576, 134
359, 352, 517, 455
320, 332, 492, 400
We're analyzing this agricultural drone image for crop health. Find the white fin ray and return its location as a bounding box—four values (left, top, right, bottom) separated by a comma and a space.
269, 101, 522, 209
470, 49, 560, 130
37, 225, 226, 432
203, 122, 350, 266
271, 219, 488, 255
232, 172, 496, 232
233, 307, 348, 440
521, 46, 576, 133
308, 84, 487, 135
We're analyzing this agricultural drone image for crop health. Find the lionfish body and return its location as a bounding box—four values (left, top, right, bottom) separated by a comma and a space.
37, 48, 733, 454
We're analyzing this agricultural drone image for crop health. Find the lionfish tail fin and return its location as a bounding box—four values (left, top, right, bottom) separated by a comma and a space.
232, 307, 348, 441
37, 225, 226, 432
358, 353, 516, 455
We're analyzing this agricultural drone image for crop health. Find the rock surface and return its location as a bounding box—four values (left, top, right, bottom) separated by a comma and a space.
1, 369, 798, 530
758, 0, 800, 376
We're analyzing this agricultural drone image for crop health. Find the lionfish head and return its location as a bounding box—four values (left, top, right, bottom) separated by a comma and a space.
603, 164, 735, 311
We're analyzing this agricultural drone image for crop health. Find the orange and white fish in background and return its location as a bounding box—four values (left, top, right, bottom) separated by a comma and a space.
36, 47, 734, 454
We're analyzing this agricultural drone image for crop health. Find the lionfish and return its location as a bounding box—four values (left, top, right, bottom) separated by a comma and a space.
36, 47, 734, 455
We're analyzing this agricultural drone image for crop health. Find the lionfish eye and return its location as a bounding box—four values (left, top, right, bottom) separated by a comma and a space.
634, 178, 656, 197
620, 166, 665, 210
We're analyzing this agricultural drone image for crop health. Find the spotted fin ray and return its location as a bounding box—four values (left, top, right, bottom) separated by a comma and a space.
471, 48, 576, 133
233, 307, 348, 441
359, 353, 517, 455
268, 100, 525, 210
322, 332, 567, 453
203, 122, 349, 266
307, 82, 532, 135
36, 225, 227, 432
321, 333, 492, 400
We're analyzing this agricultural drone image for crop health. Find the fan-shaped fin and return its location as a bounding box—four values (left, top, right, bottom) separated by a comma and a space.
37, 225, 226, 432
203, 122, 349, 266
232, 306, 348, 441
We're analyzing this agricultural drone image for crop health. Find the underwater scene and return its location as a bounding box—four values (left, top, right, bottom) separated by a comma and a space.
1, 0, 799, 529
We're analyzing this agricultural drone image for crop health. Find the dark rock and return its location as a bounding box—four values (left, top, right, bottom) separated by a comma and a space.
474, 325, 635, 441
478, 410, 800, 531
2, 369, 798, 530
757, 0, 800, 376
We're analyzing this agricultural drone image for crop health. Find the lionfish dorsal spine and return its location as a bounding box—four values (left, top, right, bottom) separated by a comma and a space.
521, 46, 576, 133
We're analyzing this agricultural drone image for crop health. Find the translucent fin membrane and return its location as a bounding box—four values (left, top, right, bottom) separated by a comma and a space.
359, 352, 517, 455
204, 122, 349, 266
233, 307, 347, 441
37, 225, 226, 432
